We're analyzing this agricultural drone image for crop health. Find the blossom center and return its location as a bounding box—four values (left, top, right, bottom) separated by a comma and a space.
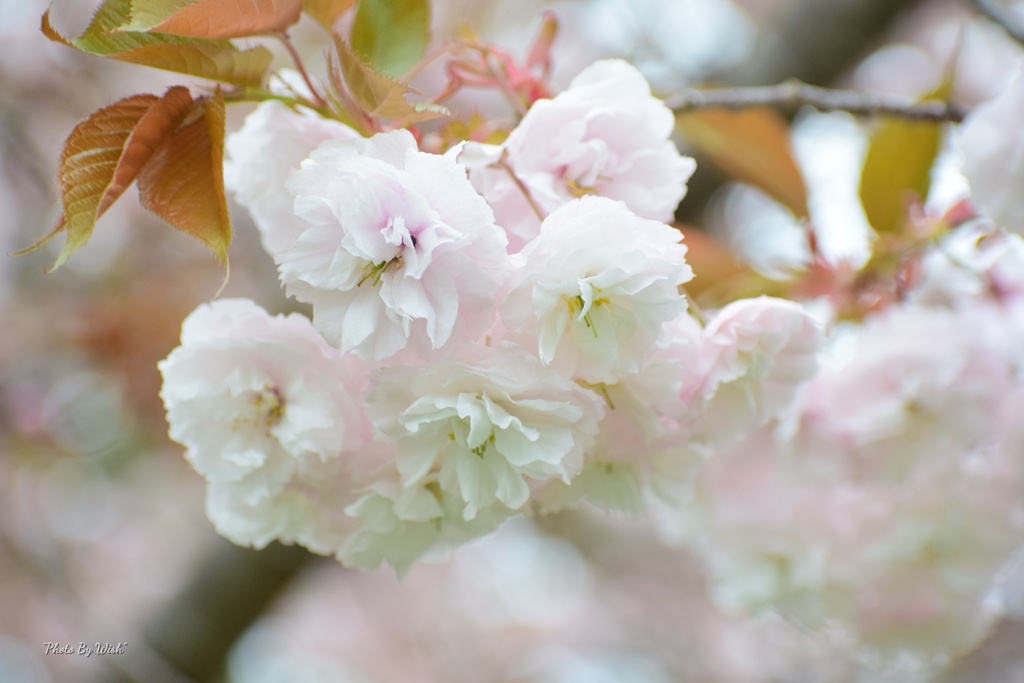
567, 293, 610, 337
448, 426, 495, 458
357, 254, 406, 287
232, 386, 285, 434
566, 177, 599, 198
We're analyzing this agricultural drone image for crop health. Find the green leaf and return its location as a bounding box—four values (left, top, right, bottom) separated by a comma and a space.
137, 90, 232, 264
120, 0, 303, 39
858, 67, 957, 237
677, 107, 809, 218
860, 49, 962, 239
42, 1, 273, 86
351, 0, 430, 78
859, 116, 943, 236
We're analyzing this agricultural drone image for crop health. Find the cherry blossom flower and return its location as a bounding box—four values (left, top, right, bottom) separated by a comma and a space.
682, 427, 880, 622
337, 478, 513, 575
669, 303, 1024, 663
366, 345, 605, 521
958, 63, 1024, 232
685, 296, 824, 443
536, 311, 704, 514
793, 304, 1018, 483
224, 100, 358, 257
847, 451, 1024, 662
278, 130, 509, 361
680, 413, 1024, 663
159, 299, 375, 553
501, 196, 692, 384
465, 59, 696, 251
908, 222, 1024, 307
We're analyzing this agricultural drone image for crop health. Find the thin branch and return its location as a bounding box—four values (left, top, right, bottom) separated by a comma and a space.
402, 41, 459, 85
496, 152, 546, 223
668, 79, 967, 123
975, 0, 1024, 46
482, 51, 529, 117
222, 88, 337, 123
275, 32, 328, 109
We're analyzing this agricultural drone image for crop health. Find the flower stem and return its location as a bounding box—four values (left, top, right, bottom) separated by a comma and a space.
275, 32, 329, 109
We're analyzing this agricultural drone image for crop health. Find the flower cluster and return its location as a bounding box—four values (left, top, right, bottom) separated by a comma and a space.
650, 251, 1024, 664
163, 60, 705, 575
665, 300, 1024, 662
158, 46, 1024, 666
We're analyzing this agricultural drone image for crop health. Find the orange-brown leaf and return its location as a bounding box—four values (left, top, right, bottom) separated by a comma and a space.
100, 86, 194, 216
122, 0, 303, 39
332, 37, 449, 127
113, 42, 272, 86
302, 0, 355, 30
59, 95, 159, 233
33, 89, 192, 268
677, 107, 809, 218
137, 91, 231, 263
677, 225, 785, 306
43, 3, 273, 86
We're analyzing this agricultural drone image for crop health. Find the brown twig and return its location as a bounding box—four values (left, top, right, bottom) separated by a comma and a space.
496, 152, 546, 223
669, 79, 967, 122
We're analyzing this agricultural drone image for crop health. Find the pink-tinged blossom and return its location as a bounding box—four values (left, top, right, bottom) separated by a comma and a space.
958, 64, 1024, 232
848, 453, 1024, 662
278, 130, 509, 361
909, 222, 1024, 307
224, 101, 358, 256
794, 305, 1018, 483
367, 345, 605, 521
337, 479, 513, 575
687, 296, 823, 442
464, 59, 696, 251
678, 415, 1024, 664
667, 305, 1024, 663
159, 299, 375, 553
682, 428, 881, 620
501, 196, 692, 384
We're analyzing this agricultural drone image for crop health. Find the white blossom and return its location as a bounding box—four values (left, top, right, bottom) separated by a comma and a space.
337, 479, 513, 575
159, 299, 375, 553
465, 59, 695, 251
685, 296, 823, 443
278, 130, 509, 361
224, 100, 358, 257
908, 222, 1024, 307
958, 63, 1024, 232
536, 311, 704, 514
367, 345, 605, 520
501, 196, 692, 384
669, 304, 1024, 664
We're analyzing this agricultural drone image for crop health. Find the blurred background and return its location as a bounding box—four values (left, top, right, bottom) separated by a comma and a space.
2, 0, 1024, 681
